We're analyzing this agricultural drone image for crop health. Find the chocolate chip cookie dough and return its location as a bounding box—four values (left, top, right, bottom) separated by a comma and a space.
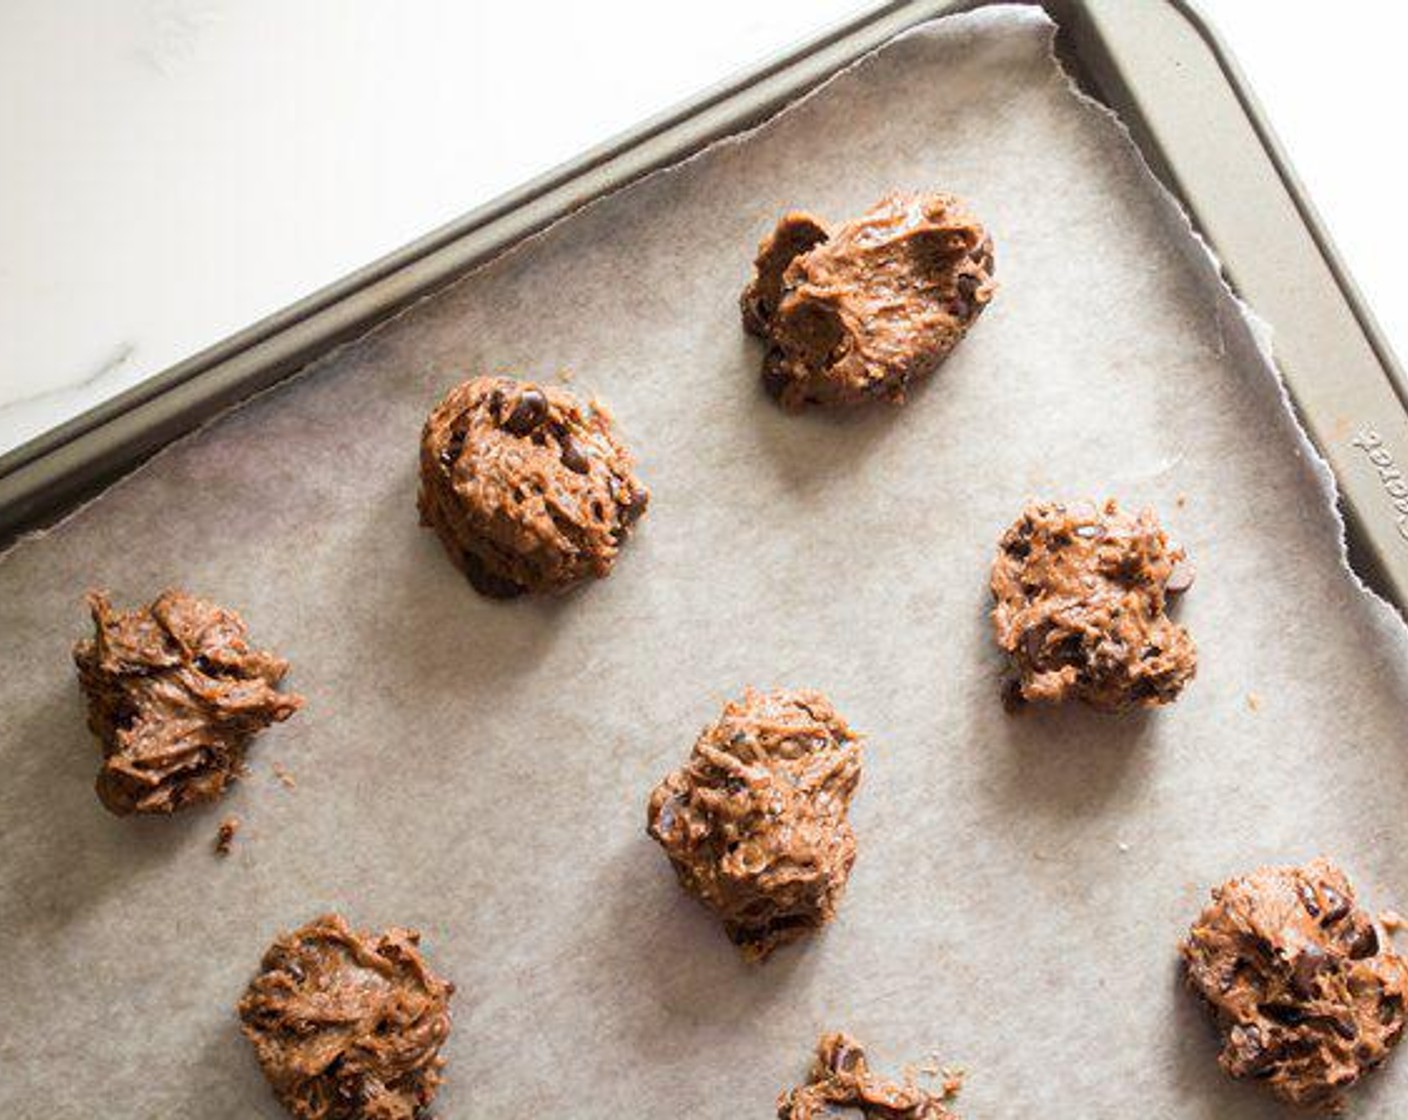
239, 914, 455, 1120
989, 499, 1196, 712
646, 688, 862, 961
741, 192, 994, 408
418, 376, 649, 597
1182, 859, 1408, 1110
1182, 856, 1402, 1110
73, 589, 302, 816
778, 1033, 957, 1119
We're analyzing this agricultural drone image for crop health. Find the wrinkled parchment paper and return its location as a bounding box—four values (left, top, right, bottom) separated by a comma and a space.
4, 8, 1408, 1117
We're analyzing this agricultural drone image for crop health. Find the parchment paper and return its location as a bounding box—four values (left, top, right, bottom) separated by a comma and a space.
4, 8, 1408, 1117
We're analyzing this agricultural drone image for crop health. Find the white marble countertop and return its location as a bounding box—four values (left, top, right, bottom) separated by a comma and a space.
0, 0, 1404, 457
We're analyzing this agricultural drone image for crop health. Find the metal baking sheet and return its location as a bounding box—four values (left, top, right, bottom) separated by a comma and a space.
4, 4, 1408, 1118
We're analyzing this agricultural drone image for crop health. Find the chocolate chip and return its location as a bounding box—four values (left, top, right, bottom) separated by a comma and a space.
1022, 626, 1048, 663
1321, 885, 1351, 924
460, 551, 526, 599
1291, 946, 1327, 999
1128, 678, 1160, 702
503, 389, 548, 435
1346, 923, 1380, 960
1298, 883, 1321, 918
1165, 559, 1196, 594
1052, 633, 1084, 664
439, 428, 466, 471
945, 275, 978, 317
621, 487, 648, 526
559, 434, 590, 474
1261, 1001, 1307, 1026
828, 1041, 863, 1074
762, 353, 791, 400
1329, 1016, 1358, 1041
1381, 995, 1404, 1025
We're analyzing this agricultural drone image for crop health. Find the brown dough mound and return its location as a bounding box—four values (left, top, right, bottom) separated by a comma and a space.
1182, 859, 1408, 1110
989, 499, 1196, 712
238, 914, 455, 1120
777, 1033, 958, 1119
73, 589, 302, 815
646, 688, 862, 961
417, 376, 649, 597
740, 193, 995, 408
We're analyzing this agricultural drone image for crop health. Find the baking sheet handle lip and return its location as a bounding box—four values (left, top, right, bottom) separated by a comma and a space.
0, 0, 945, 495
1160, 0, 1408, 414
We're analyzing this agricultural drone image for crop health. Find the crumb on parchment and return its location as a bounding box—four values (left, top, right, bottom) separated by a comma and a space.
910, 1055, 965, 1098
272, 762, 297, 790
1247, 692, 1262, 712
215, 816, 240, 856
778, 1035, 963, 1118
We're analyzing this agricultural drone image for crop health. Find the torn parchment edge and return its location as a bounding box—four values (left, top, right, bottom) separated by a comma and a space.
1031, 8, 1407, 645
2, 4, 1400, 654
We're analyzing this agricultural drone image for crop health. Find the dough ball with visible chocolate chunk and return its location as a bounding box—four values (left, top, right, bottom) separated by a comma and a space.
646, 688, 862, 961
417, 376, 649, 597
1181, 858, 1408, 1110
238, 913, 455, 1120
73, 589, 302, 816
740, 192, 995, 409
989, 499, 1196, 712
778, 1032, 958, 1119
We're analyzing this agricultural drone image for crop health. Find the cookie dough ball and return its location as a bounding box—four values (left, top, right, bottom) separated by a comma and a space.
238, 914, 455, 1120
989, 499, 1196, 712
417, 376, 649, 597
646, 688, 862, 960
1181, 859, 1408, 1110
73, 589, 302, 816
740, 193, 995, 409
778, 1033, 958, 1119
